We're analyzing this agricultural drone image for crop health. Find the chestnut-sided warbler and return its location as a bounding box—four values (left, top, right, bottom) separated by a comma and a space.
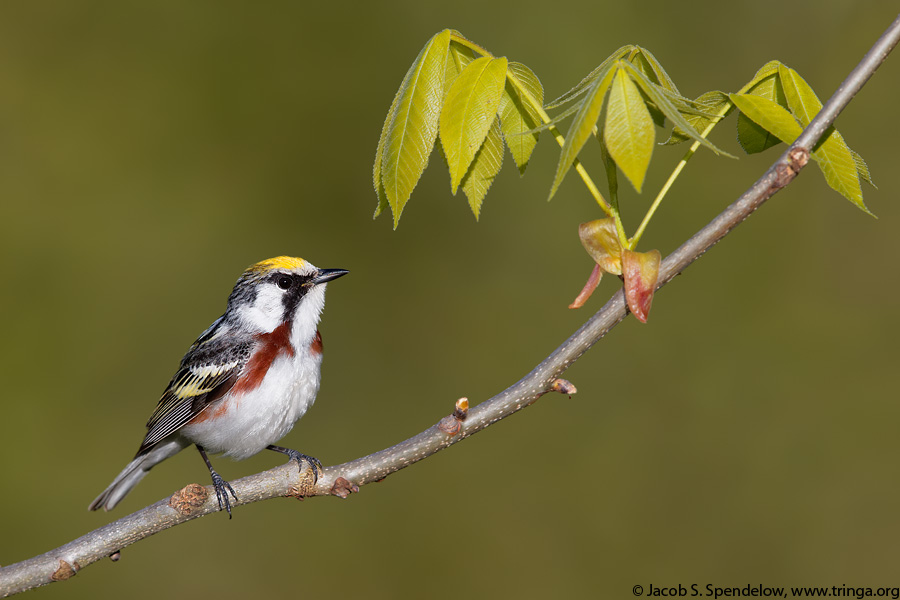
89, 256, 348, 516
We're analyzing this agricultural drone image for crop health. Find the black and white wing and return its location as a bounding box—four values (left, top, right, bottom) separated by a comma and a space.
137, 319, 252, 455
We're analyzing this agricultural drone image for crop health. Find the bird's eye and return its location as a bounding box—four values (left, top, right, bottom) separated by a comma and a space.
276, 276, 293, 290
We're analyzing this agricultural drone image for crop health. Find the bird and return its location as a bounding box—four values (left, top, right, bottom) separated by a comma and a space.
89, 256, 348, 517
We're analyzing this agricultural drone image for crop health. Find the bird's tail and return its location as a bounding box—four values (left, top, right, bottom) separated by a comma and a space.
88, 438, 189, 511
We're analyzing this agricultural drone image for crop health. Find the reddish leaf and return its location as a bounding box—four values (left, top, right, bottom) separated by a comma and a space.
622, 249, 661, 323
569, 263, 603, 309
578, 219, 622, 275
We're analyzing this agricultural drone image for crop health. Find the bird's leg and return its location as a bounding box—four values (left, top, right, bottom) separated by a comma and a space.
197, 445, 237, 518
266, 445, 323, 484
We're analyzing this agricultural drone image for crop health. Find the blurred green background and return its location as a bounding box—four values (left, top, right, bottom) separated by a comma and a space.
1, 1, 898, 597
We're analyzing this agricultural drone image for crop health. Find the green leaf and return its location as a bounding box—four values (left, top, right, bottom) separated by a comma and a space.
641, 91, 668, 128
627, 48, 714, 131
604, 66, 655, 193
737, 111, 781, 154
378, 29, 452, 228
499, 61, 544, 174
548, 61, 617, 199
745, 60, 783, 89
629, 52, 667, 128
778, 64, 821, 127
373, 81, 402, 218
736, 72, 788, 154
440, 56, 508, 194
729, 93, 803, 145
732, 93, 873, 215
852, 150, 876, 188
813, 128, 871, 215
695, 90, 732, 110
663, 90, 731, 145
630, 47, 681, 95
544, 45, 633, 109
622, 62, 730, 156
460, 116, 504, 219
777, 65, 871, 213
748, 70, 787, 104
444, 40, 475, 94
657, 86, 722, 118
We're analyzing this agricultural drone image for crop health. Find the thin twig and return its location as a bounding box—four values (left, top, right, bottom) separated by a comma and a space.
2, 13, 899, 597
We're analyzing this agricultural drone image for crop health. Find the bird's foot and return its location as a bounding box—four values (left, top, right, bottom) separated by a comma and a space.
209, 469, 238, 517
197, 445, 238, 518
266, 445, 323, 484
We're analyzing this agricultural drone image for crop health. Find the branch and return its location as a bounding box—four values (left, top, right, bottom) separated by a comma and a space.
3, 14, 899, 597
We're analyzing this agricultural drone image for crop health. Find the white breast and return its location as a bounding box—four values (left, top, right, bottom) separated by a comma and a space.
180, 345, 323, 460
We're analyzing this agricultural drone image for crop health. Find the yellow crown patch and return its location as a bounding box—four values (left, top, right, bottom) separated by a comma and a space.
246, 256, 307, 274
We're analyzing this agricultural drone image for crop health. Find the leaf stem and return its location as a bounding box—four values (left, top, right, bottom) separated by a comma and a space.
629, 80, 758, 247
599, 140, 630, 246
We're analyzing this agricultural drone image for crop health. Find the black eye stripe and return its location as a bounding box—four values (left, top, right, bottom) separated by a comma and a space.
264, 272, 317, 320
269, 272, 315, 289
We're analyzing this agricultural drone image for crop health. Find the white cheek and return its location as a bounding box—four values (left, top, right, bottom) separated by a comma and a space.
238, 286, 284, 333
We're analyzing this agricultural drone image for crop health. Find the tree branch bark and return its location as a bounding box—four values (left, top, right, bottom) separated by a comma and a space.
2, 13, 898, 597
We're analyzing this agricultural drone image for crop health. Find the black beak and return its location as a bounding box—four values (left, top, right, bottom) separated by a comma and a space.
313, 268, 349, 284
